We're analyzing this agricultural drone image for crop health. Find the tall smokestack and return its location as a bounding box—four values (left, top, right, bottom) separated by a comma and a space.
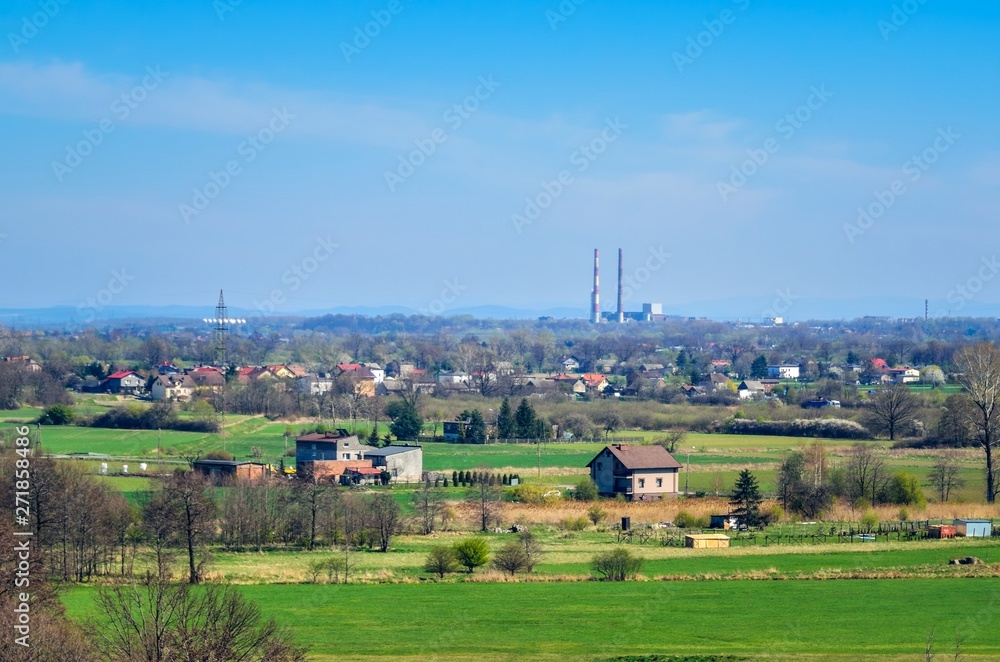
617, 248, 624, 323
591, 249, 601, 323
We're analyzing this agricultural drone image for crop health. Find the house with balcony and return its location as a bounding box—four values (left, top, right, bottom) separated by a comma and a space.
586, 444, 682, 501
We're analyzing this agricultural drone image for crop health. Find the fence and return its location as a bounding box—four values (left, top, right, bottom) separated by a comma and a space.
616, 519, 1000, 548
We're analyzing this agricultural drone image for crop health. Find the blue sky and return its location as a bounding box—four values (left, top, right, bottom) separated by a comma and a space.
1, 0, 998, 320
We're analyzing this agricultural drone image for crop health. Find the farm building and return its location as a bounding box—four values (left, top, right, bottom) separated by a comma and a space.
685, 534, 730, 549
191, 459, 270, 484
929, 525, 957, 539
954, 519, 993, 537
342, 466, 383, 485
586, 444, 681, 501
364, 445, 423, 482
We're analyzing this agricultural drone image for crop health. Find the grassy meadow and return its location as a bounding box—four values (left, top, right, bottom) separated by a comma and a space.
62, 578, 1000, 660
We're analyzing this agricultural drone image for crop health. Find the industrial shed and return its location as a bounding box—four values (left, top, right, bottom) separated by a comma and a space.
954, 519, 993, 537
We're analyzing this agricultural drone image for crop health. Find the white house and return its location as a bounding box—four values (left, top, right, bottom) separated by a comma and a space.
737, 380, 767, 399
150, 374, 194, 401
297, 376, 334, 395
767, 363, 800, 379
437, 370, 470, 385
888, 367, 920, 384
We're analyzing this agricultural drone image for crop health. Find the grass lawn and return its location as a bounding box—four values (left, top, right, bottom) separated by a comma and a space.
62, 578, 1000, 660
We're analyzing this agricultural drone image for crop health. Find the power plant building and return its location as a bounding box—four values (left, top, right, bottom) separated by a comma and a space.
590, 248, 665, 323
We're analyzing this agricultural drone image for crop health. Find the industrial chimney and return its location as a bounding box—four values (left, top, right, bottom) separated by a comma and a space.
617, 248, 624, 323
591, 249, 601, 323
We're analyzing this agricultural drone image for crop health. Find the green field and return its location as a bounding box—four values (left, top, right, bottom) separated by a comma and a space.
9, 420, 987, 498
63, 578, 1000, 660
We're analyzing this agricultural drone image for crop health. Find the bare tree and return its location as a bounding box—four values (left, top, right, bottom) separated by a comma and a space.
411, 480, 445, 535
466, 475, 503, 532
953, 343, 1000, 502
846, 443, 891, 504
866, 384, 920, 440
367, 492, 402, 553
928, 453, 965, 502
95, 574, 306, 661
163, 471, 217, 584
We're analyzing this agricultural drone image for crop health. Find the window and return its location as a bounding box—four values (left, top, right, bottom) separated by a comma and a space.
597, 462, 603, 470
638, 479, 645, 488
342, 453, 350, 460
656, 478, 663, 488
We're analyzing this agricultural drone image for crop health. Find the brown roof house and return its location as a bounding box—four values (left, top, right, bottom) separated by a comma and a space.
586, 444, 682, 501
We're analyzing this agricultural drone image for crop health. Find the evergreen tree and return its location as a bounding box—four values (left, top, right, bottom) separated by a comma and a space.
389, 403, 423, 441
497, 397, 516, 439
729, 469, 763, 528
514, 398, 537, 439
846, 350, 860, 365
464, 409, 487, 443
750, 355, 768, 379
452, 470, 459, 486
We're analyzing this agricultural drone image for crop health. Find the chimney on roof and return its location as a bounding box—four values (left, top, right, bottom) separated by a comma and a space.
617, 444, 628, 451
617, 248, 624, 324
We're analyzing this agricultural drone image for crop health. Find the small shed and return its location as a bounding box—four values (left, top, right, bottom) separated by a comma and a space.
929, 524, 956, 539
954, 519, 992, 538
685, 534, 730, 549
709, 514, 739, 530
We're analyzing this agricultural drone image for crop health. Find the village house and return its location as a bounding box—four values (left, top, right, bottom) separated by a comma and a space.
573, 372, 609, 396
150, 374, 195, 402
888, 366, 921, 384
101, 370, 145, 395
295, 430, 371, 482
737, 380, 767, 400
3, 355, 42, 372
586, 444, 682, 501
767, 363, 801, 379
297, 374, 334, 395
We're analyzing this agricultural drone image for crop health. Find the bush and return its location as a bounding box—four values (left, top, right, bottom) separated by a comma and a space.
561, 516, 589, 531
674, 510, 694, 528
591, 548, 644, 581
204, 451, 235, 461
510, 483, 557, 505
572, 478, 598, 501
860, 510, 879, 533
726, 418, 870, 439
887, 472, 927, 507
491, 541, 529, 576
453, 538, 490, 573
87, 403, 219, 433
38, 404, 74, 425
423, 545, 459, 579
587, 505, 607, 525
307, 557, 342, 584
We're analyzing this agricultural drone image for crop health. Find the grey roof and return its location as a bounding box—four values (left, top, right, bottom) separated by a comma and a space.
364, 445, 422, 457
